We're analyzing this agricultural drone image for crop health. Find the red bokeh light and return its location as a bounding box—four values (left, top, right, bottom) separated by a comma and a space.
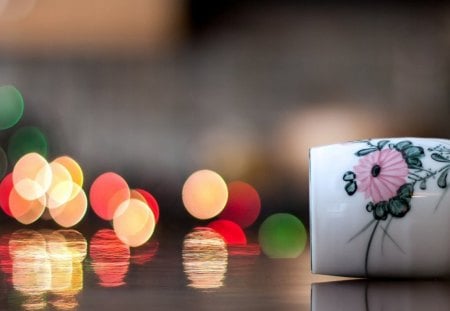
219, 181, 261, 228
0, 173, 14, 217
208, 219, 247, 245
89, 172, 130, 221
135, 188, 160, 224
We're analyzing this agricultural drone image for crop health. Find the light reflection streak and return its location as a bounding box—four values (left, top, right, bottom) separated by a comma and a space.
182, 227, 228, 290
89, 229, 130, 288
4, 229, 86, 310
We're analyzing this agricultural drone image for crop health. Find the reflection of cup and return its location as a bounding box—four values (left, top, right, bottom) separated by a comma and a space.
310, 138, 450, 277
312, 280, 450, 311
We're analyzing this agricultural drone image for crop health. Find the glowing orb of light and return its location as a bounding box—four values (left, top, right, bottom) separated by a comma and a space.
46, 162, 73, 209
0, 173, 14, 217
130, 240, 159, 265
49, 185, 87, 228
89, 172, 130, 221
90, 229, 130, 288
53, 156, 83, 188
0, 147, 7, 180
219, 181, 261, 228
12, 152, 52, 201
135, 188, 160, 223
182, 169, 228, 220
182, 227, 228, 290
113, 198, 156, 247
0, 85, 24, 130
9, 188, 46, 225
7, 127, 48, 165
258, 213, 307, 259
207, 219, 247, 245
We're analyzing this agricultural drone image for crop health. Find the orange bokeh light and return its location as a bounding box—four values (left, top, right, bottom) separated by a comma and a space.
182, 169, 228, 220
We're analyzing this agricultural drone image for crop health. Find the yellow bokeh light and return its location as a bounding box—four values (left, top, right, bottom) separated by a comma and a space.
182, 227, 228, 290
113, 198, 155, 247
182, 169, 228, 220
53, 156, 84, 201
13, 152, 52, 201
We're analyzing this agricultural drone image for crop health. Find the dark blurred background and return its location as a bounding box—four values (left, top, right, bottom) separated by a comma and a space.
0, 0, 449, 229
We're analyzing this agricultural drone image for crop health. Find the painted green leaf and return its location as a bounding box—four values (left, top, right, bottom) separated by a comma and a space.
395, 141, 412, 151
343, 171, 356, 181
374, 201, 388, 220
345, 181, 357, 195
438, 170, 448, 189
419, 179, 427, 190
397, 183, 414, 202
406, 157, 422, 168
377, 140, 389, 150
388, 198, 410, 218
403, 146, 424, 158
355, 147, 378, 157
431, 153, 450, 163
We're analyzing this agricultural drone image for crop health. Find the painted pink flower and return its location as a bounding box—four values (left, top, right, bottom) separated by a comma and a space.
354, 149, 408, 203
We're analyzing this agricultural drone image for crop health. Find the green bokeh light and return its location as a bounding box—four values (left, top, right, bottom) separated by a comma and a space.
0, 85, 24, 130
258, 213, 307, 258
7, 127, 48, 164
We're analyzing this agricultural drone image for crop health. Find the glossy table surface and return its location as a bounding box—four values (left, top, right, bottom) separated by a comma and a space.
0, 225, 448, 311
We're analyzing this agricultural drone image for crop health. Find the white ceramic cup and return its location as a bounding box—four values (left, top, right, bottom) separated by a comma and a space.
310, 138, 450, 277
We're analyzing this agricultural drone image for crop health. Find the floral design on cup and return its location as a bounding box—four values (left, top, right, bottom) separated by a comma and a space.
342, 139, 450, 276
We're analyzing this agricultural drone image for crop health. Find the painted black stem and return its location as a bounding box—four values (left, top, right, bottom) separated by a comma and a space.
365, 220, 380, 277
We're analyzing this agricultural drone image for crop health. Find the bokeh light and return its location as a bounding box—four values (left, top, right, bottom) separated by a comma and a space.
219, 181, 261, 228
46, 161, 73, 209
89, 172, 130, 221
49, 184, 88, 228
135, 188, 160, 223
113, 198, 156, 247
90, 229, 130, 288
0, 147, 7, 179
53, 156, 84, 189
7, 126, 48, 165
0, 173, 14, 217
208, 219, 247, 245
0, 85, 24, 130
12, 152, 52, 201
182, 169, 228, 220
182, 227, 228, 290
258, 213, 307, 259
9, 187, 46, 225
